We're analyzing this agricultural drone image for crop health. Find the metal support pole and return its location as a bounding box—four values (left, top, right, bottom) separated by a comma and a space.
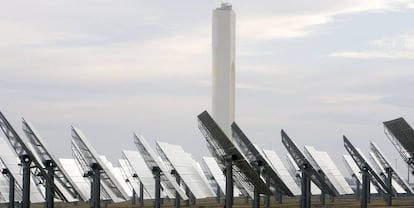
318, 171, 325, 205
320, 192, 325, 205
300, 172, 309, 208
272, 190, 283, 204
172, 170, 180, 208
244, 195, 249, 203
253, 190, 260, 208
354, 175, 360, 199
306, 175, 311, 208
139, 181, 144, 207
216, 181, 221, 203
225, 159, 233, 208
300, 164, 311, 208
3, 169, 15, 208
89, 178, 93, 208
301, 172, 307, 208
367, 178, 370, 203
184, 186, 189, 207
44, 160, 55, 208
153, 167, 161, 208
185, 186, 195, 206
264, 177, 270, 208
277, 191, 283, 204
9, 176, 15, 208
361, 167, 369, 208
92, 163, 101, 208
385, 168, 392, 206
21, 155, 31, 208
132, 189, 136, 205
191, 193, 195, 205
252, 167, 260, 208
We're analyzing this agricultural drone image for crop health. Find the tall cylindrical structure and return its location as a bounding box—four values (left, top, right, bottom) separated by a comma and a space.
212, 3, 236, 139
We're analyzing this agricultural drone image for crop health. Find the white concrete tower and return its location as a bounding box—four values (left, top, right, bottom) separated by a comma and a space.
212, 3, 235, 139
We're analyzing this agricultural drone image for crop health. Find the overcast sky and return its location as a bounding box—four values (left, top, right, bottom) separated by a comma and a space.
1, 1, 414, 178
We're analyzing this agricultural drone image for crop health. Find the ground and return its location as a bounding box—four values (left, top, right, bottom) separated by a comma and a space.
27, 196, 414, 207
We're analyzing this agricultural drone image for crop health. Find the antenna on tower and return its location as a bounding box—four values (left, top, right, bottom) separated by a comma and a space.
220, 2, 232, 10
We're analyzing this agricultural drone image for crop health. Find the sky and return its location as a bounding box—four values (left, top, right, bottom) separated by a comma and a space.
1, 1, 414, 180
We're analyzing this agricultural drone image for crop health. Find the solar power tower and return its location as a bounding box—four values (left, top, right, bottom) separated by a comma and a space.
281, 130, 338, 208
370, 141, 413, 194
133, 133, 188, 208
303, 146, 354, 196
383, 118, 414, 171
197, 111, 271, 208
22, 119, 87, 203
343, 136, 393, 207
122, 150, 157, 206
342, 154, 378, 199
71, 126, 129, 208
156, 141, 216, 205
231, 123, 294, 207
0, 111, 69, 208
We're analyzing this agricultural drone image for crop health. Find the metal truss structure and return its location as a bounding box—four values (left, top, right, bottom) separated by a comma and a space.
383, 118, 414, 170
197, 111, 270, 208
71, 126, 128, 206
122, 150, 155, 204
281, 130, 338, 208
286, 153, 322, 195
201, 156, 243, 202
370, 141, 413, 194
231, 122, 294, 206
0, 111, 67, 208
156, 141, 216, 200
133, 133, 188, 208
303, 146, 354, 195
22, 119, 87, 201
343, 136, 393, 207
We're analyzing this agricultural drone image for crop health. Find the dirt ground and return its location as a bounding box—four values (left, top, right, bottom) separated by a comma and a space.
26, 196, 414, 208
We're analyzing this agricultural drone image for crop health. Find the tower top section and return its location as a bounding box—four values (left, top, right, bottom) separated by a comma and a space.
218, 3, 232, 10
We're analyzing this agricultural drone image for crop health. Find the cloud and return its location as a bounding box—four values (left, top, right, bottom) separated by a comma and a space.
237, 0, 414, 40
0, 28, 211, 83
239, 14, 331, 39
330, 51, 414, 59
330, 34, 414, 59
0, 1, 213, 84
317, 94, 384, 103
